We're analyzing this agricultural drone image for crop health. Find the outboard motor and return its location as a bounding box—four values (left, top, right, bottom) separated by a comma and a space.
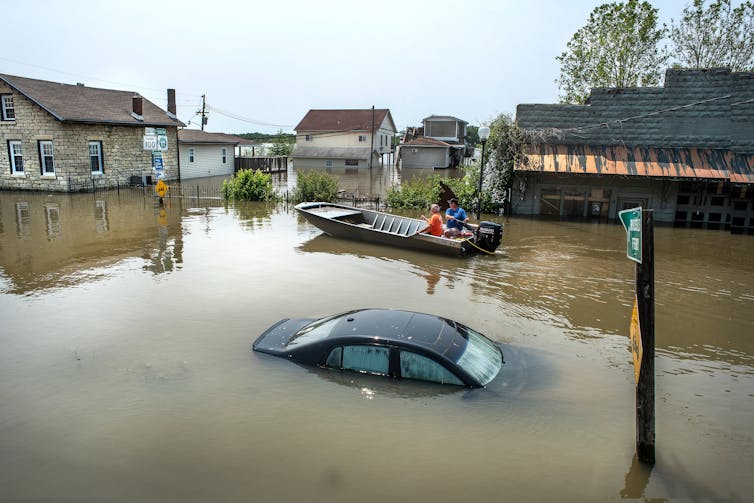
474, 221, 503, 253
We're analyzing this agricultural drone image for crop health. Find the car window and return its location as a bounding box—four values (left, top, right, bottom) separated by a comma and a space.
399, 351, 463, 386
342, 345, 389, 375
287, 316, 341, 347
325, 347, 342, 368
455, 327, 502, 386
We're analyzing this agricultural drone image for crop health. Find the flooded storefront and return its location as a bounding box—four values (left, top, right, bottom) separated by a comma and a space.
1, 188, 752, 501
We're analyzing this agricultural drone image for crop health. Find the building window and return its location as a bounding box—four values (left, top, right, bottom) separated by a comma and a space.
222, 147, 227, 164
358, 135, 366, 142
89, 141, 103, 174
8, 140, 23, 174
188, 148, 194, 162
38, 141, 55, 175
1, 95, 15, 120
325, 159, 333, 168
305, 134, 313, 142
345, 159, 359, 166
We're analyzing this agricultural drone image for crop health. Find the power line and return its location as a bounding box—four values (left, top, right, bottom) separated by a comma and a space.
207, 104, 293, 128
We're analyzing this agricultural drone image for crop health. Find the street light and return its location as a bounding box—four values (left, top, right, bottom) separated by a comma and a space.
476, 126, 490, 220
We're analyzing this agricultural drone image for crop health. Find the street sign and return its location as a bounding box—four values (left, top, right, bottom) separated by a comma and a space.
152, 151, 164, 171
630, 296, 643, 384
157, 134, 168, 150
619, 207, 643, 263
155, 179, 168, 198
143, 135, 158, 150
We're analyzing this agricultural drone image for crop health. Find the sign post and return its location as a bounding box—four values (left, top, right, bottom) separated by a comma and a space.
620, 207, 655, 465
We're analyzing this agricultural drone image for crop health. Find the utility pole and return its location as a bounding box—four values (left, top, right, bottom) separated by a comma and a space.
198, 95, 207, 131
369, 105, 375, 170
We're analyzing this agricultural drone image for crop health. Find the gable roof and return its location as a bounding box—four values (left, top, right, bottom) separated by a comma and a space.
0, 73, 183, 127
403, 136, 452, 147
178, 129, 252, 145
295, 109, 396, 133
423, 115, 467, 124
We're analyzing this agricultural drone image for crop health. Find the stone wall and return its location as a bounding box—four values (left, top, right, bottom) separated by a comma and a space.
0, 84, 179, 192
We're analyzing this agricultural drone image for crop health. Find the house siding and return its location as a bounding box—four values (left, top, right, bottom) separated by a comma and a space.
0, 85, 178, 191
400, 146, 448, 169
179, 143, 234, 179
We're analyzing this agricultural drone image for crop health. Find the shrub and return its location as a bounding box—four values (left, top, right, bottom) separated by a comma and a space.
222, 169, 277, 201
386, 174, 442, 209
293, 170, 339, 202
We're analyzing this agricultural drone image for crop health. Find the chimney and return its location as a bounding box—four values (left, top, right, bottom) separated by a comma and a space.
76, 82, 85, 87
167, 88, 177, 118
131, 95, 143, 121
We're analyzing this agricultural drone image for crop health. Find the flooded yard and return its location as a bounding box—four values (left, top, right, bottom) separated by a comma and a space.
1, 187, 752, 502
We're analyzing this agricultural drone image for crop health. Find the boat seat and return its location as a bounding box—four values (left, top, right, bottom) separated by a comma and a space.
370, 215, 422, 237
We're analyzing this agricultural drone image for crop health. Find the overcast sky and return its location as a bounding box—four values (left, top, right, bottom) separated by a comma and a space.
4, 0, 690, 134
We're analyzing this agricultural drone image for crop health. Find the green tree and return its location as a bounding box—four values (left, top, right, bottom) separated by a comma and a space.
465, 125, 480, 146
670, 0, 754, 71
556, 0, 668, 104
293, 170, 339, 202
270, 129, 293, 156
222, 169, 277, 201
484, 114, 526, 207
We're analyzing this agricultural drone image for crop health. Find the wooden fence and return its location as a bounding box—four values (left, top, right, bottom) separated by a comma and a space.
235, 156, 287, 173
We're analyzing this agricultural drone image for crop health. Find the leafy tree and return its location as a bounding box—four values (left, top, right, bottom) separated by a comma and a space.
465, 125, 480, 146
670, 0, 754, 71
270, 129, 293, 156
556, 0, 668, 104
483, 114, 527, 209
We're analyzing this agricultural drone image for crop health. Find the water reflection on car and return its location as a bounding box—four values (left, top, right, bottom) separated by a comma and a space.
252, 309, 504, 388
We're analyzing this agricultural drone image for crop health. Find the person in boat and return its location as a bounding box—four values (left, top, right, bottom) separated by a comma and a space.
444, 198, 471, 238
420, 204, 444, 237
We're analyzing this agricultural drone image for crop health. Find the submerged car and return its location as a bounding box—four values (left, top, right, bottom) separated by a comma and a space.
252, 308, 504, 388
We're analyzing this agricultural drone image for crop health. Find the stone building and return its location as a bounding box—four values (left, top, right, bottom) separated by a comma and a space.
513, 68, 754, 233
0, 73, 183, 192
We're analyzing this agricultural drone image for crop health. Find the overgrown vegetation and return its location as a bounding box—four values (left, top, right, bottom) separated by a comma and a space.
222, 169, 277, 201
236, 131, 295, 142
293, 170, 339, 202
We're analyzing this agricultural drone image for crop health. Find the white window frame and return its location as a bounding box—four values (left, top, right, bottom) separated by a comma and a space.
188, 148, 195, 163
8, 140, 23, 174
38, 140, 55, 175
222, 147, 227, 164
325, 159, 333, 168
89, 141, 103, 174
305, 134, 313, 142
1, 94, 15, 120
358, 135, 366, 142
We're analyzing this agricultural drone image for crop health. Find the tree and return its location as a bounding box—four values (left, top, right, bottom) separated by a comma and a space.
480, 114, 527, 209
556, 0, 668, 104
465, 125, 480, 146
670, 0, 754, 71
270, 129, 293, 156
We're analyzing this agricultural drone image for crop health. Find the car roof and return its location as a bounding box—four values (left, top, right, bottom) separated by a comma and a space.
315, 308, 461, 357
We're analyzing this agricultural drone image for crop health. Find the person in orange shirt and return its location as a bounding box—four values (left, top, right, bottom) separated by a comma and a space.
420, 204, 444, 237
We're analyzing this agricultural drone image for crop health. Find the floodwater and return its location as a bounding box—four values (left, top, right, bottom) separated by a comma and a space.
1, 187, 752, 502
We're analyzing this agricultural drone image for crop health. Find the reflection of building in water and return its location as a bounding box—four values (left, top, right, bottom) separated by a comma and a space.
0, 192, 185, 294
44, 203, 61, 239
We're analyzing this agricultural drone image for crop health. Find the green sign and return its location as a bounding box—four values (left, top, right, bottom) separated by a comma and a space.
619, 207, 642, 263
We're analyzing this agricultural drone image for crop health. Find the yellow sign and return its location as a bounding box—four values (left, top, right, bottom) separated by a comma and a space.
630, 297, 643, 384
155, 179, 168, 198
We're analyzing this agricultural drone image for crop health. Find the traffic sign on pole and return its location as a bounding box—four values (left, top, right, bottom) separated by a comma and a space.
619, 207, 643, 263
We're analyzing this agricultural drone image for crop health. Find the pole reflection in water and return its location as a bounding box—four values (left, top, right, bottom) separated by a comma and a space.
0, 190, 753, 502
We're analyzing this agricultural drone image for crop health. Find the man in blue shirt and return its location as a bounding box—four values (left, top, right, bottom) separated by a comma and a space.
444, 198, 469, 238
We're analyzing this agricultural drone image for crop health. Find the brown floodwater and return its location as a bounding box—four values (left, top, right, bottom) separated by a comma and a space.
0, 187, 752, 502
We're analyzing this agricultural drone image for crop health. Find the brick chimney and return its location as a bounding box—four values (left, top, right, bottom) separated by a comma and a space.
131, 95, 143, 121
167, 88, 177, 118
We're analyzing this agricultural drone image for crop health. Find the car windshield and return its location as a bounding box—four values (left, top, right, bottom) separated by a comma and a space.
455, 326, 502, 385
286, 314, 342, 347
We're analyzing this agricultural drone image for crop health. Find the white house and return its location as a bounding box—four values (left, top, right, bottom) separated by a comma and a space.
399, 115, 468, 169
292, 109, 397, 169
178, 130, 245, 179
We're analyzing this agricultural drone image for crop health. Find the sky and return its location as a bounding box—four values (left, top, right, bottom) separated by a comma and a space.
3, 0, 691, 135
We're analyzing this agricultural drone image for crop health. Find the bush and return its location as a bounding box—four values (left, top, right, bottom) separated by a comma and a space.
386, 174, 442, 209
222, 169, 277, 201
293, 170, 339, 202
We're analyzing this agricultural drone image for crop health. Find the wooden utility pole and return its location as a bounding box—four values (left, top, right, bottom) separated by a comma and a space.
620, 207, 655, 465
369, 105, 375, 170
199, 95, 207, 131
635, 210, 655, 464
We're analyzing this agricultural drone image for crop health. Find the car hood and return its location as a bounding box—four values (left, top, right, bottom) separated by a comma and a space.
252, 318, 315, 355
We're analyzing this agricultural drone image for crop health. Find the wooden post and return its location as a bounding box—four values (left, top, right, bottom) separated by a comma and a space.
635, 210, 655, 464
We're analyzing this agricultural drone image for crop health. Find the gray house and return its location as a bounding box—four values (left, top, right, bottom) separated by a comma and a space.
400, 115, 468, 169
513, 68, 754, 233
0, 73, 183, 192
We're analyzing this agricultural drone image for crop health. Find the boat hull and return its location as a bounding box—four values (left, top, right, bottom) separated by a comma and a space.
295, 202, 500, 257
